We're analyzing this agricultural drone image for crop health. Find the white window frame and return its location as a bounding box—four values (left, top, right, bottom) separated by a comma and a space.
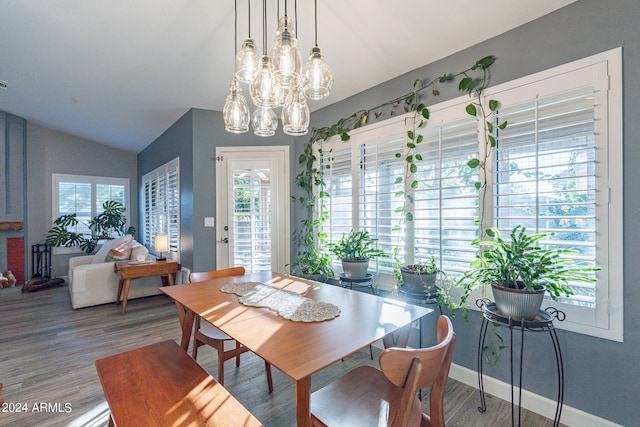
317, 47, 623, 341
142, 157, 180, 262
52, 174, 130, 254
482, 47, 623, 341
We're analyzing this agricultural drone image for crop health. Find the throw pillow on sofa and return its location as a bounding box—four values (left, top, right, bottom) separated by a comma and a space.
92, 234, 133, 264
105, 240, 133, 262
130, 242, 149, 261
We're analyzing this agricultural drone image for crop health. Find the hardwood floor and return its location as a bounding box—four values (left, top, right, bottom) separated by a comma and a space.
0, 284, 562, 426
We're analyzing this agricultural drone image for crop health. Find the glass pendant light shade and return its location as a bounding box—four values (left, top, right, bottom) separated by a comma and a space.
282, 88, 310, 136
250, 55, 278, 108
271, 22, 302, 90
251, 106, 278, 137
301, 46, 333, 100
235, 38, 259, 84
223, 78, 250, 133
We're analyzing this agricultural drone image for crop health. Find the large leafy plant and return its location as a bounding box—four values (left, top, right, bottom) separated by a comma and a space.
46, 200, 135, 254
455, 225, 599, 305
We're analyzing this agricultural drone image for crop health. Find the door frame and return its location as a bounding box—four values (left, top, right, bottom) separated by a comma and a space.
215, 145, 290, 273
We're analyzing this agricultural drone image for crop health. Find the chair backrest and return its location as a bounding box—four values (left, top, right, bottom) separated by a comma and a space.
174, 267, 246, 328
189, 266, 246, 283
379, 315, 454, 390
378, 315, 456, 427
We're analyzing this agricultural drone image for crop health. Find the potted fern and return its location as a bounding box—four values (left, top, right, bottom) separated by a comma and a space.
328, 230, 386, 279
456, 225, 599, 320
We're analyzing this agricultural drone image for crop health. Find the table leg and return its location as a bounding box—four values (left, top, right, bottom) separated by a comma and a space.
121, 279, 131, 315
116, 279, 124, 305
296, 376, 312, 427
167, 272, 174, 286
382, 323, 411, 348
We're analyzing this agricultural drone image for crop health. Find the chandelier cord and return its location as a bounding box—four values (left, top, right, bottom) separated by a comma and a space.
234, 0, 237, 56
247, 0, 251, 38
314, 0, 318, 47
295, 0, 298, 35
262, 0, 267, 55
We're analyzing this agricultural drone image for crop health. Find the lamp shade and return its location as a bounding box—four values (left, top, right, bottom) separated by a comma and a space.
155, 234, 169, 253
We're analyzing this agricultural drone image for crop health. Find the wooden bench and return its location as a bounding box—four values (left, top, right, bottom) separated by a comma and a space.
95, 339, 263, 427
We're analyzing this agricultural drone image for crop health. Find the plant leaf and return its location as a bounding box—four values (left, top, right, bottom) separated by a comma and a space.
467, 158, 480, 168
478, 55, 496, 68
466, 104, 477, 116
489, 99, 499, 111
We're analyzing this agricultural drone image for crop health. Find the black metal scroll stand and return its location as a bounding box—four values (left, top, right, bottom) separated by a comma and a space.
476, 298, 565, 427
339, 273, 375, 294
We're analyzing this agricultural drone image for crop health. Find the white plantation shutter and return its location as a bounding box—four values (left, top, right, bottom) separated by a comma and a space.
494, 88, 598, 306
167, 168, 179, 253
358, 131, 405, 274
54, 174, 129, 238
319, 143, 353, 248
142, 158, 180, 261
232, 169, 272, 272
414, 115, 479, 275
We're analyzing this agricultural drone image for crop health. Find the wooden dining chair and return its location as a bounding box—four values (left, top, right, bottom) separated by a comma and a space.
310, 315, 456, 427
174, 266, 273, 392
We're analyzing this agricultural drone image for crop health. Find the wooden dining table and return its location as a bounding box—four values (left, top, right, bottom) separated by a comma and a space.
160, 271, 433, 427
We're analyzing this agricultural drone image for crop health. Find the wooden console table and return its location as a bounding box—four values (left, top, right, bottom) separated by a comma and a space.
114, 260, 178, 314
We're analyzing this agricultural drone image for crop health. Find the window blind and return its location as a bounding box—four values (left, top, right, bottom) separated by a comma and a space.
494, 88, 598, 307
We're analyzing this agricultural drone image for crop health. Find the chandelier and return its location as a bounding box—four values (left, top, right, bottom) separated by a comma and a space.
223, 0, 333, 136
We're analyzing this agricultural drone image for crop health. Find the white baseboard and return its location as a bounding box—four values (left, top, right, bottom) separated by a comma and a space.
449, 363, 621, 427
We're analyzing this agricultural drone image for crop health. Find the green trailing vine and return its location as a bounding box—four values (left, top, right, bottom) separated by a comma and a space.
291, 55, 503, 288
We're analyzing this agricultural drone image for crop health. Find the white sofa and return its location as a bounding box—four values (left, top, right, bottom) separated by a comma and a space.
68, 235, 163, 309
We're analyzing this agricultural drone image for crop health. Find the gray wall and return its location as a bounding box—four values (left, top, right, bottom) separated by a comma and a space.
0, 112, 26, 279
26, 123, 139, 277
303, 0, 639, 424
138, 108, 296, 274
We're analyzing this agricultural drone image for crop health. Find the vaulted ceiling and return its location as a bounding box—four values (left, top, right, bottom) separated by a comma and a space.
0, 1, 575, 153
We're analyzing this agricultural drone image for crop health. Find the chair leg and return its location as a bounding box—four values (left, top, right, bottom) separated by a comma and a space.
216, 341, 225, 386
265, 362, 273, 393
192, 337, 200, 360
235, 341, 241, 367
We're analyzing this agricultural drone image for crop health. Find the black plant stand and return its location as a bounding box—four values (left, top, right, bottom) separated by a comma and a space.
476, 298, 565, 427
339, 273, 374, 294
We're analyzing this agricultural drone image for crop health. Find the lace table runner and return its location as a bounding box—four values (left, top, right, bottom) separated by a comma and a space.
220, 282, 340, 322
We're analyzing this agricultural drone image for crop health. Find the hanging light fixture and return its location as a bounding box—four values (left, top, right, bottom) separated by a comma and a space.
251, 106, 278, 136
235, 0, 259, 84
223, 77, 250, 133
282, 87, 310, 135
250, 0, 278, 109
224, 0, 250, 133
223, 0, 333, 137
270, 3, 302, 92
300, 0, 333, 100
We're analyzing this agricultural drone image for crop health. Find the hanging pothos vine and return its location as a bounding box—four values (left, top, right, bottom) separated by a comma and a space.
291, 55, 506, 288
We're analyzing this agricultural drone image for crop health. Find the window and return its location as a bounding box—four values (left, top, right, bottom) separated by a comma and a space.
319, 48, 622, 340
142, 158, 180, 262
53, 174, 129, 238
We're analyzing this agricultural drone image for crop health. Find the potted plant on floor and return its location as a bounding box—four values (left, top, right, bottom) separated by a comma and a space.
456, 225, 599, 320
329, 229, 386, 279
399, 255, 444, 299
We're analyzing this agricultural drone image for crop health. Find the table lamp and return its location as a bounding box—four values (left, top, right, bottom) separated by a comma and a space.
155, 234, 168, 261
